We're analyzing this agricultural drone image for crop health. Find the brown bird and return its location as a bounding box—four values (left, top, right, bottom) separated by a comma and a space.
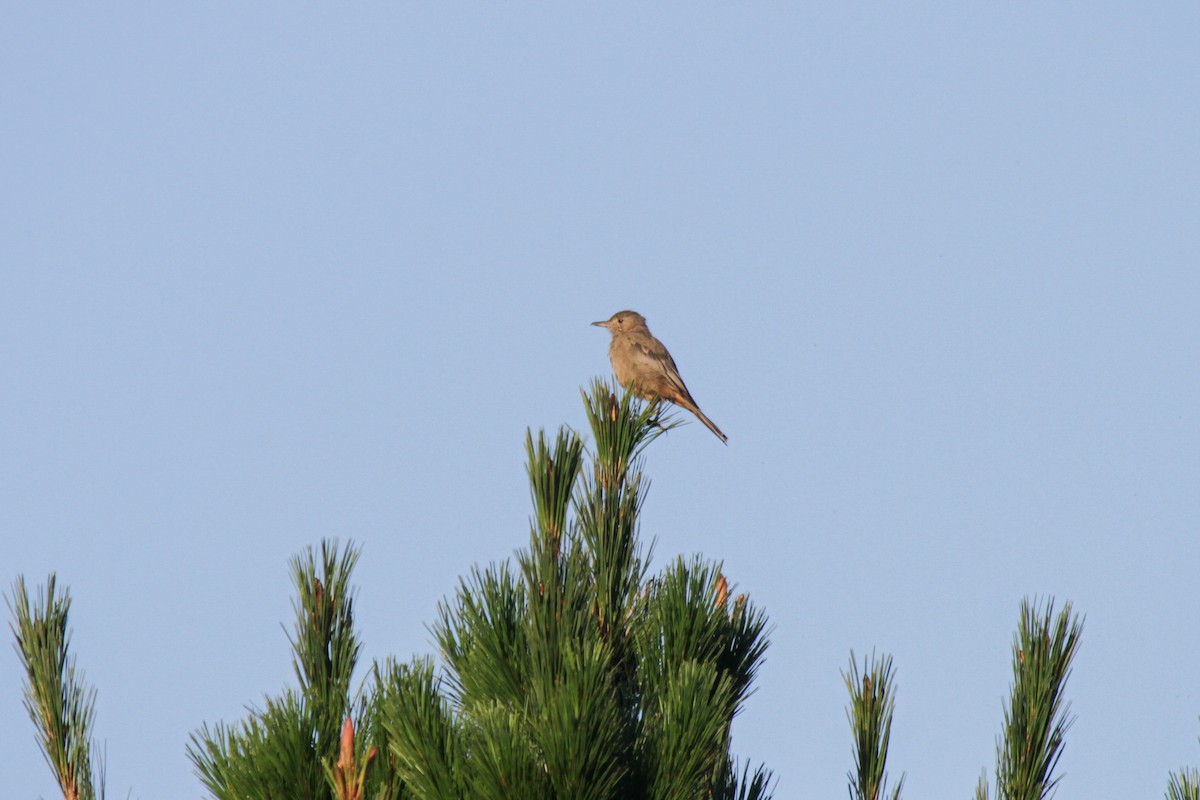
592, 310, 728, 443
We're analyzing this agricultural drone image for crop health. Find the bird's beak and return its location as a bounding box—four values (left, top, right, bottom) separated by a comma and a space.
591, 320, 609, 328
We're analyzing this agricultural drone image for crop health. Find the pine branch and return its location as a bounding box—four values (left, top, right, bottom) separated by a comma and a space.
291, 539, 363, 756
994, 597, 1083, 800
714, 759, 776, 800
378, 658, 467, 800
187, 539, 365, 799
581, 378, 678, 486
975, 769, 990, 800
843, 650, 904, 800
356, 664, 411, 800
1166, 722, 1200, 800
636, 558, 771, 799
519, 427, 598, 692
434, 561, 529, 712
7, 575, 103, 800
322, 717, 378, 800
526, 427, 585, 548
638, 558, 769, 715
1168, 769, 1200, 800
530, 641, 632, 800
189, 690, 325, 800
642, 660, 737, 800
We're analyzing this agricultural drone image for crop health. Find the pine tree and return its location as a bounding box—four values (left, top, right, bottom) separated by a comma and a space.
377, 379, 774, 799
22, 383, 1141, 800
185, 380, 773, 799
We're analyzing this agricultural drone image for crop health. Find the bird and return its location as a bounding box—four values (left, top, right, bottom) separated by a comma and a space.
592, 310, 727, 443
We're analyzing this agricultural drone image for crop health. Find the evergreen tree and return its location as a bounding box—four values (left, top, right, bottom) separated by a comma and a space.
381, 380, 773, 799
186, 380, 773, 799
20, 383, 1149, 800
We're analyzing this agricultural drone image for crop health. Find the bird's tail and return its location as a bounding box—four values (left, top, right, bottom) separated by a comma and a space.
689, 405, 728, 444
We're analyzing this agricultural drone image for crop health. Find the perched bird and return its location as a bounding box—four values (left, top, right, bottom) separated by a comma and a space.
592, 310, 727, 443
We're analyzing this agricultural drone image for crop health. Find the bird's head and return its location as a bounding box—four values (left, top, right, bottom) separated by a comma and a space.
592, 310, 647, 334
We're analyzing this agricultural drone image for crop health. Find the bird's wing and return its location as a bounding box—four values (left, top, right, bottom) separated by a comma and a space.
634, 337, 692, 398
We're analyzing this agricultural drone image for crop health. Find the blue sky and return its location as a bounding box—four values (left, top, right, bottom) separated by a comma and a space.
3, 4, 1198, 798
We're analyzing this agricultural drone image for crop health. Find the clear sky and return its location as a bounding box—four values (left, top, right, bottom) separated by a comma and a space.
3, 4, 1198, 798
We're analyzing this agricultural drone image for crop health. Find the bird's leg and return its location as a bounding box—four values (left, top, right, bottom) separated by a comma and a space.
647, 398, 668, 431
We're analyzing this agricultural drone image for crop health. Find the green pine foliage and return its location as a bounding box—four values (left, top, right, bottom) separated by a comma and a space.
1167, 724, 1200, 800
10, 380, 1200, 799
187, 541, 392, 800
1168, 769, 1200, 800
842, 601, 1086, 800
420, 379, 773, 800
843, 651, 904, 800
184, 380, 771, 799
971, 597, 1083, 800
6, 575, 104, 800
995, 599, 1082, 800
